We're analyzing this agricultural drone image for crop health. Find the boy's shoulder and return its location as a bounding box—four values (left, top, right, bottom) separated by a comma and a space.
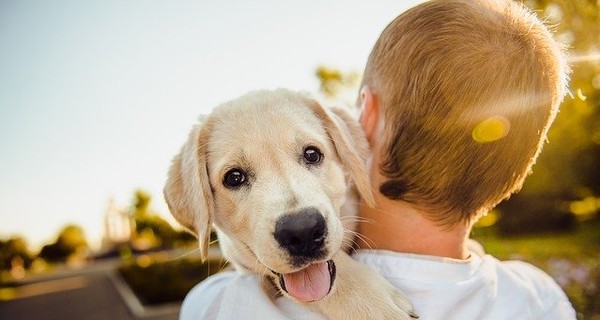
459, 250, 577, 319
353, 248, 576, 319
494, 257, 575, 314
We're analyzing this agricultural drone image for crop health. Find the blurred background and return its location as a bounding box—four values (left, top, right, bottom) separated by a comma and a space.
0, 0, 598, 319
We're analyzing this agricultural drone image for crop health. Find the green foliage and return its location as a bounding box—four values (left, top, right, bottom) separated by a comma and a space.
118, 256, 226, 305
38, 243, 71, 263
38, 224, 88, 263
0, 237, 32, 271
134, 214, 182, 248
130, 189, 195, 249
133, 189, 152, 218
497, 194, 576, 235
56, 225, 88, 249
315, 65, 360, 101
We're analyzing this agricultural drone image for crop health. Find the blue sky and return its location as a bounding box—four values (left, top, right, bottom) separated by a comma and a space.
0, 0, 422, 249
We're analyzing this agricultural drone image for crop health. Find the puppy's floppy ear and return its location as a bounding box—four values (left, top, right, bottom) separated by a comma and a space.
308, 101, 375, 207
164, 118, 214, 261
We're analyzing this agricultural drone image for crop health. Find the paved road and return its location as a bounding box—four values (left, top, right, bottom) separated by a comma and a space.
0, 261, 180, 320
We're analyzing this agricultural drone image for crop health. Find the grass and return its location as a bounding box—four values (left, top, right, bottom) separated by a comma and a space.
471, 218, 600, 320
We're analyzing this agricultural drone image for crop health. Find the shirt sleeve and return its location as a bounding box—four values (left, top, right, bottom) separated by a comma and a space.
503, 261, 577, 320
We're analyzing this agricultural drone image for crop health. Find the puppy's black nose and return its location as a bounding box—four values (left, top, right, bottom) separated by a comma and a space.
274, 208, 327, 258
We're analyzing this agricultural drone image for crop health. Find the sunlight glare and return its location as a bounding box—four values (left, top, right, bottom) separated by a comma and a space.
576, 88, 587, 101
569, 53, 600, 64
570, 197, 600, 217
472, 116, 510, 143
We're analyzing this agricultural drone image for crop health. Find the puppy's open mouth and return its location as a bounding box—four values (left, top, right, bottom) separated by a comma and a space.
273, 260, 336, 302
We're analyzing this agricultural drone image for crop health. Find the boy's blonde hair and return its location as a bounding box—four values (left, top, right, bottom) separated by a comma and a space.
362, 0, 569, 225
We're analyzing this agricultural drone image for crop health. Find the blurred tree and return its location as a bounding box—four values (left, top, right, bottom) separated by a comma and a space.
0, 236, 33, 271
130, 189, 194, 249
133, 189, 152, 218
38, 225, 89, 263
315, 65, 361, 105
316, 66, 359, 97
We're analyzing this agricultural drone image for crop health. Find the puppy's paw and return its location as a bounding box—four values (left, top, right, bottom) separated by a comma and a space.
376, 276, 419, 320
315, 252, 418, 320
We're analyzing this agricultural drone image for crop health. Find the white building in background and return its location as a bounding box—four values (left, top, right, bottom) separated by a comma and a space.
101, 198, 132, 249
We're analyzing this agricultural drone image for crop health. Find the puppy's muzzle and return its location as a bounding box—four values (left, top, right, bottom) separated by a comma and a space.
274, 207, 327, 261
272, 208, 335, 302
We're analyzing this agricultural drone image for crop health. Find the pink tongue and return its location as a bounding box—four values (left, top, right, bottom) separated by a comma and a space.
282, 261, 331, 302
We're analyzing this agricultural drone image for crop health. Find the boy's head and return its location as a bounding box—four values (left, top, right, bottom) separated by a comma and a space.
360, 0, 569, 225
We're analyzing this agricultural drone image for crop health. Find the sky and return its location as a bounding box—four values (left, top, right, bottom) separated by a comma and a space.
0, 0, 423, 250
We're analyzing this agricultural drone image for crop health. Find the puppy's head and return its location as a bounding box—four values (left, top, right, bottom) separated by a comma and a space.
164, 89, 373, 300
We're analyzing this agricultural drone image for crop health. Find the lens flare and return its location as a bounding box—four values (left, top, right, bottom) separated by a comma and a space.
472, 116, 510, 143
569, 53, 600, 63
576, 88, 587, 101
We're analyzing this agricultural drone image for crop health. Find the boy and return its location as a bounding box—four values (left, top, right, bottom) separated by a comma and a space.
180, 0, 575, 318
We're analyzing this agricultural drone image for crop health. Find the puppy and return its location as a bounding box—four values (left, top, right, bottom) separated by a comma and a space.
164, 89, 417, 319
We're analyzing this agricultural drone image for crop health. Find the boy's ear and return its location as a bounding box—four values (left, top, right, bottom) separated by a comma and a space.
358, 85, 380, 146
164, 119, 214, 261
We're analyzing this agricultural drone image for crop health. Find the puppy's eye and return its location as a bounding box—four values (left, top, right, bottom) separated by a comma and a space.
303, 146, 322, 164
223, 169, 246, 188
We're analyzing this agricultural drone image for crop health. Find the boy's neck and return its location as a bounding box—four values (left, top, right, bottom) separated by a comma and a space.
356, 196, 472, 260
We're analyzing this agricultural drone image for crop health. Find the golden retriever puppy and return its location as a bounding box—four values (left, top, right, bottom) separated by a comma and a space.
164, 89, 416, 319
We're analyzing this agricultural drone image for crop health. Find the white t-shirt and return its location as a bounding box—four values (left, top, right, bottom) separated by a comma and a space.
180, 249, 576, 320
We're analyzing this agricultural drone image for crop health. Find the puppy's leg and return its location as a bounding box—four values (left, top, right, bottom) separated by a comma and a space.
314, 252, 418, 320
